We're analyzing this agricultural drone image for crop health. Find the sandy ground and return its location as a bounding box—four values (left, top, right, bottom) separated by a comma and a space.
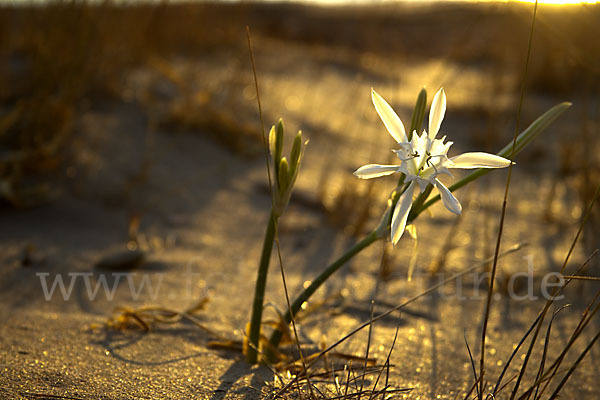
1, 15, 599, 399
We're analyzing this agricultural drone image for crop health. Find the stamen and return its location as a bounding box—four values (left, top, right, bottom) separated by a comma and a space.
425, 153, 446, 175
397, 150, 420, 162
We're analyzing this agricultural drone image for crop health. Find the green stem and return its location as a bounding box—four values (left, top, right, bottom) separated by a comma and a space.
268, 230, 379, 351
247, 209, 277, 364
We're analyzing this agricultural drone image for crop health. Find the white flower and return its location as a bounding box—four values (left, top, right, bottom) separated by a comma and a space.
355, 87, 512, 245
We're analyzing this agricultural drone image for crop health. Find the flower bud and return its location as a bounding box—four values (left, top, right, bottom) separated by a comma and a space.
274, 120, 284, 163
269, 119, 285, 177
278, 157, 289, 195
288, 131, 303, 180
269, 125, 277, 162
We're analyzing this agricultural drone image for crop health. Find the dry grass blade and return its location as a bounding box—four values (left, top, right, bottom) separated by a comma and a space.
546, 329, 600, 399
509, 183, 599, 400
321, 387, 410, 400
480, 2, 539, 398
562, 275, 600, 281
274, 244, 525, 398
332, 363, 342, 397
461, 374, 483, 400
246, 26, 313, 397
272, 220, 313, 398
368, 326, 398, 400
344, 363, 352, 398
464, 330, 480, 400
106, 304, 227, 340
495, 373, 520, 397
491, 310, 544, 396
358, 301, 375, 400
492, 249, 598, 396
272, 363, 406, 400
521, 288, 600, 400
531, 305, 570, 400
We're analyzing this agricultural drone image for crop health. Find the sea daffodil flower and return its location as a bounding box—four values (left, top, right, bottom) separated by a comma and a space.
354, 88, 512, 245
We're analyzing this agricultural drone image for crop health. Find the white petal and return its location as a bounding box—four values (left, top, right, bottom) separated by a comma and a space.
450, 152, 512, 169
372, 89, 407, 143
434, 179, 462, 215
391, 181, 415, 245
354, 164, 399, 179
416, 177, 430, 192
428, 87, 446, 139
429, 136, 452, 156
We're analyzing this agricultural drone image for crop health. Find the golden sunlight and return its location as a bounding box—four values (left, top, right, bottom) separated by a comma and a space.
513, 0, 598, 4
306, 0, 598, 6
200, 0, 596, 3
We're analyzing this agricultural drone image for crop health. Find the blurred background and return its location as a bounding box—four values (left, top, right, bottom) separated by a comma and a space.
1, 0, 598, 243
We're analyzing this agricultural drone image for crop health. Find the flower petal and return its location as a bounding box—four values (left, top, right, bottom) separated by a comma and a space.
449, 152, 512, 169
434, 178, 462, 215
354, 164, 400, 179
417, 178, 431, 192
428, 87, 446, 139
391, 181, 415, 245
372, 88, 407, 143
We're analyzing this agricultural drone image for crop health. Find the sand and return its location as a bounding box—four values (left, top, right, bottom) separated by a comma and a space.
1, 3, 599, 399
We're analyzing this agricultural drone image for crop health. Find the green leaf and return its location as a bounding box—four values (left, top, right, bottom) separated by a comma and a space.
498, 102, 572, 159
408, 87, 427, 141
409, 101, 571, 221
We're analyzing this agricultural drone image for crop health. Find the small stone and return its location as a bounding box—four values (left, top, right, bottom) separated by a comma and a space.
94, 249, 145, 271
